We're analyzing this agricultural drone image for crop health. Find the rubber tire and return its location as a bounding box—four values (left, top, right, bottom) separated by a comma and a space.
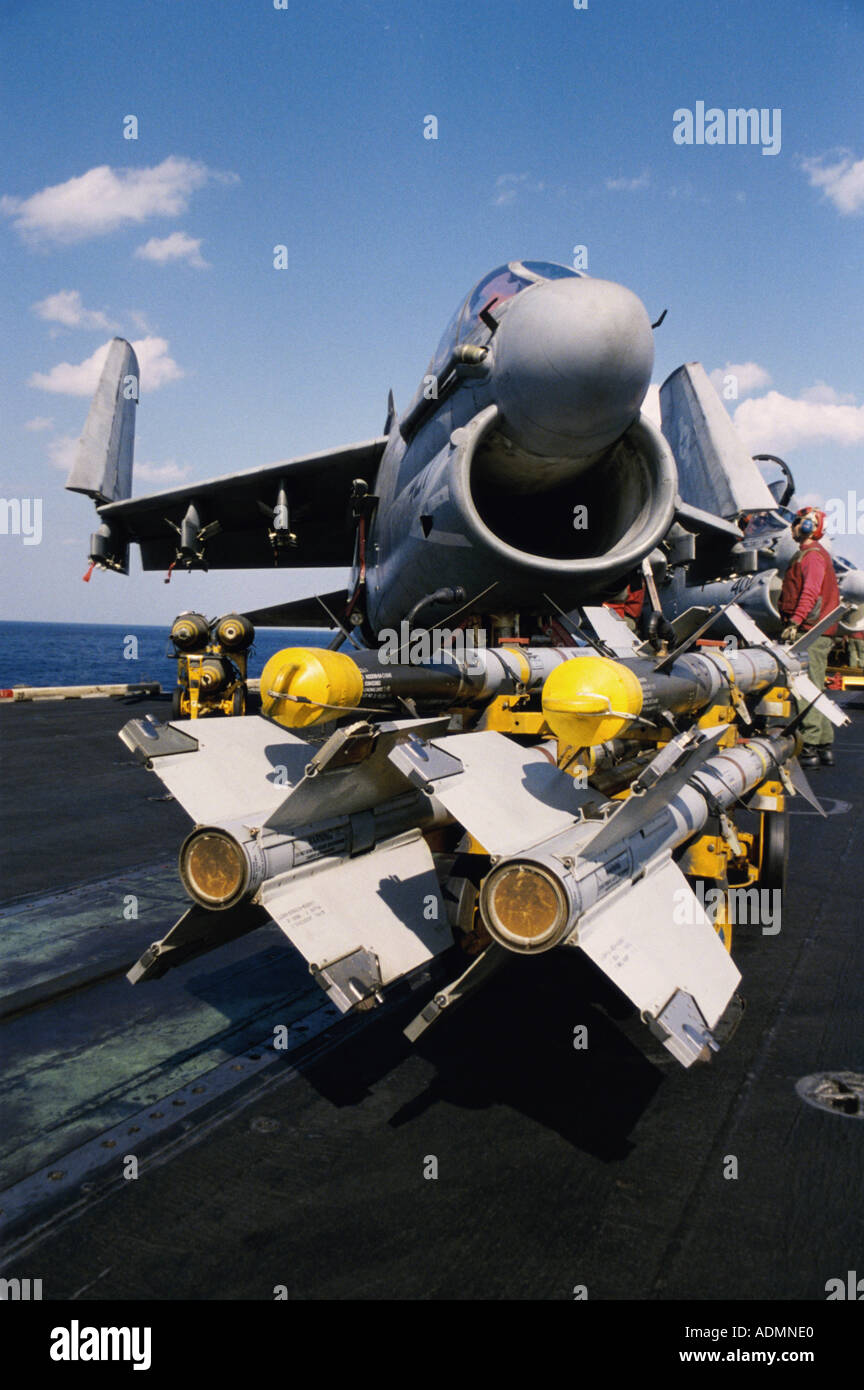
231, 685, 246, 717
171, 686, 184, 719
760, 808, 789, 895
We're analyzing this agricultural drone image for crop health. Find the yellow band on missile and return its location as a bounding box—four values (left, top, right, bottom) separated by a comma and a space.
541, 656, 644, 747
260, 647, 364, 729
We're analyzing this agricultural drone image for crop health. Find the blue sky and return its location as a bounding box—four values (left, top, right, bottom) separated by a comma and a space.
2, 0, 862, 624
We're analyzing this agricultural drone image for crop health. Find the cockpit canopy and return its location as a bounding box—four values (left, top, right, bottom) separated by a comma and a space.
738, 506, 797, 551
428, 260, 584, 378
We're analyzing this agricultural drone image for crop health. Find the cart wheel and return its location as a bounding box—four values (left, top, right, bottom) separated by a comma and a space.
231, 685, 246, 717
759, 808, 789, 895
171, 686, 184, 719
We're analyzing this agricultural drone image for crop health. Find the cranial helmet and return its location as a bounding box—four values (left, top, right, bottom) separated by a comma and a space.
794, 507, 825, 541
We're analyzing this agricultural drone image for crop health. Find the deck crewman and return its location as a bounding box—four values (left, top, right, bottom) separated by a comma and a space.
848, 628, 864, 673
779, 507, 840, 767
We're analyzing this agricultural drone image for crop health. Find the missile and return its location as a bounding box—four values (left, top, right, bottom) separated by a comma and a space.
480, 729, 795, 956
177, 788, 447, 913
121, 714, 458, 995
257, 636, 809, 744
121, 633, 844, 1064
475, 729, 797, 1065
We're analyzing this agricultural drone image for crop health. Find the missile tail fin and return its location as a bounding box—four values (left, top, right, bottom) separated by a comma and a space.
572, 858, 741, 1067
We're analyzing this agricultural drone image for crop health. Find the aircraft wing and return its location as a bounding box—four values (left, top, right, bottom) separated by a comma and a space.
92, 439, 385, 571
244, 588, 350, 628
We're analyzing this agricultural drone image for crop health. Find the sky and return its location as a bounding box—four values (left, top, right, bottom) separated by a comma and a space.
1, 0, 862, 625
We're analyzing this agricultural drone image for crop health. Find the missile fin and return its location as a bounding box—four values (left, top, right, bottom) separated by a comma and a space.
786, 758, 827, 818
571, 857, 741, 1067
264, 717, 451, 831
259, 829, 452, 1009
789, 603, 854, 654
723, 602, 849, 729
120, 715, 312, 827
580, 726, 727, 857
581, 605, 642, 656
403, 944, 509, 1041
420, 730, 595, 857
128, 901, 270, 983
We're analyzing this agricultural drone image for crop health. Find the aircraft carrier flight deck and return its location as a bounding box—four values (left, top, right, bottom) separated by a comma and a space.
1, 688, 862, 1302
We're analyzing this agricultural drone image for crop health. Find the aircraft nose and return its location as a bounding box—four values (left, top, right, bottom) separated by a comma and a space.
492, 276, 655, 460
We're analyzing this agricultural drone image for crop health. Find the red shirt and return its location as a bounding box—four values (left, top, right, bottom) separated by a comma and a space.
606, 583, 645, 622
779, 541, 841, 634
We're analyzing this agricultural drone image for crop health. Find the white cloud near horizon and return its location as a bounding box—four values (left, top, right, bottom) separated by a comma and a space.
1, 156, 237, 243
733, 387, 864, 451
46, 436, 190, 484
46, 433, 80, 472
800, 151, 864, 215
708, 361, 772, 397
134, 231, 210, 268
800, 381, 856, 406
32, 289, 118, 331
135, 459, 192, 483
29, 336, 184, 396
493, 172, 546, 206
606, 169, 650, 191
24, 416, 53, 431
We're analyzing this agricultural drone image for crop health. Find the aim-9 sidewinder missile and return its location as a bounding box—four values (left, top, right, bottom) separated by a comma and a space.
119, 605, 848, 1068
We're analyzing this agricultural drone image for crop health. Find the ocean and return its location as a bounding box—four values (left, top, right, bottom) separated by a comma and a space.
0, 621, 330, 690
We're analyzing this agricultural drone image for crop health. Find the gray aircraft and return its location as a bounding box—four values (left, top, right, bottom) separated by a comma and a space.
652, 362, 864, 639
67, 261, 678, 638
66, 260, 851, 1070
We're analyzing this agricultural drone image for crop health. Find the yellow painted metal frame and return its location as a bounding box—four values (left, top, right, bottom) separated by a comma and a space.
175, 646, 248, 719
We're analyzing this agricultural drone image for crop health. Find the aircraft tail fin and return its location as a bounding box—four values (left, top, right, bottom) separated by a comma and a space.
660, 362, 774, 519
66, 337, 139, 504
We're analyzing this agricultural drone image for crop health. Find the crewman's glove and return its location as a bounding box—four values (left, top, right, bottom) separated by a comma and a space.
780, 624, 799, 643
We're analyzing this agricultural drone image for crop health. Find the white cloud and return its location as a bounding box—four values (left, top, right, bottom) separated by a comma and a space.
24, 416, 53, 431
1, 157, 236, 243
47, 433, 81, 472
795, 491, 824, 510
733, 388, 864, 451
708, 361, 772, 397
136, 460, 191, 484
492, 172, 546, 206
29, 336, 184, 396
129, 310, 155, 334
47, 434, 189, 484
800, 151, 864, 215
32, 289, 118, 331
606, 169, 650, 192
134, 231, 210, 268
800, 380, 856, 406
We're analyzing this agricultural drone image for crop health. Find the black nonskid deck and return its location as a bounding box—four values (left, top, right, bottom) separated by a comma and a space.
2, 695, 863, 1299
